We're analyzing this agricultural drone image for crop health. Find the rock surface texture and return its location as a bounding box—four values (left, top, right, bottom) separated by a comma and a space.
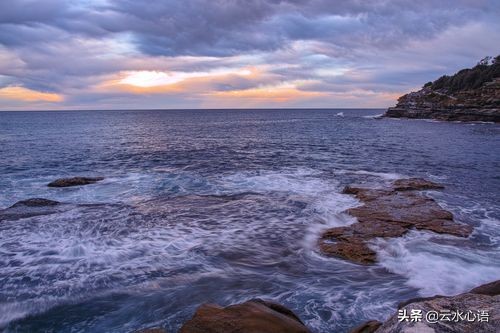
319, 178, 472, 264
179, 299, 311, 333
349, 320, 383, 333
375, 279, 500, 333
133, 281, 498, 333
385, 57, 499, 122
47, 176, 104, 187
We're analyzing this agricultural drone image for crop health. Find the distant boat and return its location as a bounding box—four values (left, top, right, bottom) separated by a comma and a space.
335, 112, 344, 117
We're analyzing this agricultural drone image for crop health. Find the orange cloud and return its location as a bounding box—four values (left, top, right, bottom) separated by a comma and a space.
98, 68, 260, 95
0, 86, 63, 102
208, 84, 326, 102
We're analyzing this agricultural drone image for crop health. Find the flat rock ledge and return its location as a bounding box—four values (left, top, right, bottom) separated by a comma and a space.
179, 299, 311, 333
319, 178, 473, 264
357, 279, 500, 333
48, 176, 104, 187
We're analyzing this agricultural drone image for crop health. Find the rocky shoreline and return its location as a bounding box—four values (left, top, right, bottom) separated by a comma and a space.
136, 279, 499, 333
2, 177, 496, 332
384, 56, 499, 122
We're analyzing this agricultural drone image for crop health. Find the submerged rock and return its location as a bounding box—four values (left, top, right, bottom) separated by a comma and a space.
133, 328, 168, 333
179, 299, 311, 333
375, 279, 500, 333
319, 178, 472, 264
0, 198, 63, 221
48, 176, 104, 187
392, 178, 445, 191
10, 198, 60, 207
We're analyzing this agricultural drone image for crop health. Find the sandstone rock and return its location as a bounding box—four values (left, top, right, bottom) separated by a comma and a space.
376, 280, 500, 333
384, 76, 500, 122
179, 299, 311, 333
349, 320, 383, 333
48, 176, 104, 187
469, 280, 500, 296
319, 178, 472, 264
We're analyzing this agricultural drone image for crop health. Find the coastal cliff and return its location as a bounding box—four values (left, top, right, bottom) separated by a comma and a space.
385, 56, 500, 122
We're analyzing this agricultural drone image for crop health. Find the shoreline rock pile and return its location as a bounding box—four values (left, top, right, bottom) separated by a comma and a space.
136, 280, 499, 333
3, 177, 495, 333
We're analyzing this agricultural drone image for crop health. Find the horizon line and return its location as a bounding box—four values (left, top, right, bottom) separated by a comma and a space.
0, 107, 387, 112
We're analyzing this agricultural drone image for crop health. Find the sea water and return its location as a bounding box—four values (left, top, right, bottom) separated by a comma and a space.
0, 109, 498, 332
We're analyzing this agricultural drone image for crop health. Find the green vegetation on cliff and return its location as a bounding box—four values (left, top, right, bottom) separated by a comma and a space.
385, 55, 500, 122
425, 55, 500, 92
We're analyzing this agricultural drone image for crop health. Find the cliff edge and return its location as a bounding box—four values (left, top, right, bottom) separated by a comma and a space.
385, 56, 500, 122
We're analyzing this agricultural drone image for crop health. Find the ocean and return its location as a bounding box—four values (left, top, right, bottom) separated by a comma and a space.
0, 109, 499, 332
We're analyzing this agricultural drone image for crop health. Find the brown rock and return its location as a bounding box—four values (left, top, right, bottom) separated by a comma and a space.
179, 299, 311, 333
10, 198, 60, 207
1, 198, 63, 221
397, 295, 446, 309
320, 239, 377, 265
397, 279, 500, 309
393, 178, 445, 191
469, 279, 500, 296
352, 280, 499, 333
376, 281, 500, 333
319, 179, 473, 264
349, 320, 383, 333
48, 177, 104, 187
383, 60, 500, 123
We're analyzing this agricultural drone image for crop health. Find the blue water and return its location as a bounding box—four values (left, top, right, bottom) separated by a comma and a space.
0, 109, 499, 333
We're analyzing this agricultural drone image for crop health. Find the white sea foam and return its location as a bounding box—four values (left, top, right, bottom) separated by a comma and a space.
2, 167, 498, 330
334, 169, 405, 181
217, 169, 361, 256
219, 168, 325, 193
219, 169, 358, 223
373, 230, 500, 296
362, 113, 384, 119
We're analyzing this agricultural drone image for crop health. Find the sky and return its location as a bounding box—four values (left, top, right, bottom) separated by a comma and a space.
0, 0, 499, 110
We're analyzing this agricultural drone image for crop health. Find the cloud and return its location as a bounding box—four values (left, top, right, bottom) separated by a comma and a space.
0, 0, 499, 110
0, 86, 63, 102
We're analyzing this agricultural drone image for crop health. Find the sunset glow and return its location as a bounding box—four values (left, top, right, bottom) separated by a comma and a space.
119, 69, 253, 88
0, 86, 63, 103
0, 1, 498, 110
